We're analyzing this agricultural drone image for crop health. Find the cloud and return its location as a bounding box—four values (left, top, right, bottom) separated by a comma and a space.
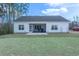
26, 0, 79, 3
47, 3, 63, 7
60, 7, 68, 12
42, 7, 68, 15
47, 3, 79, 8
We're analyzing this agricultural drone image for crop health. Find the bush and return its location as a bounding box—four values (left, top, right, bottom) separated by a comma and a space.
0, 23, 13, 35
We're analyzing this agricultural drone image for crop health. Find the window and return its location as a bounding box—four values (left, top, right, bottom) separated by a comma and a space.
51, 25, 58, 30
19, 25, 24, 30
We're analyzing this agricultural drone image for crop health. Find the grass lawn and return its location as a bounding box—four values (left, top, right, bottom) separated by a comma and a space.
0, 33, 79, 56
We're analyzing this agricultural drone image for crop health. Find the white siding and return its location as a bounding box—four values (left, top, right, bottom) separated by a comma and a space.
14, 21, 69, 33
14, 22, 29, 33
46, 22, 69, 32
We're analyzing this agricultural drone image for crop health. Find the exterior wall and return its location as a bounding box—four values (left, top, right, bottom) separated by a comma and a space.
14, 22, 29, 33
46, 22, 69, 32
14, 21, 69, 33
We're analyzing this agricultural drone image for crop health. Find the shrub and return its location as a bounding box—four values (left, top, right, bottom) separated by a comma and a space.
0, 23, 13, 35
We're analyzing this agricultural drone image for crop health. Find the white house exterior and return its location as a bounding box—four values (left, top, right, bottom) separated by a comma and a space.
13, 16, 70, 34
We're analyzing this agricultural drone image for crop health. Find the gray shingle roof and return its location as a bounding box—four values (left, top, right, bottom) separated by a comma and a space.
14, 16, 69, 22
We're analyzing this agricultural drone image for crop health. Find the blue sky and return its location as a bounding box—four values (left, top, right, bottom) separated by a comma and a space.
28, 3, 79, 21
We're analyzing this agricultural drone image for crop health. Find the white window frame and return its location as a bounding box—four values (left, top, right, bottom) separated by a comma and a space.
51, 25, 58, 30
19, 25, 24, 30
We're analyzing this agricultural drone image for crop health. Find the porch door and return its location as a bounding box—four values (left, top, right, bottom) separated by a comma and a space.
33, 24, 46, 33
29, 24, 46, 33
34, 25, 41, 32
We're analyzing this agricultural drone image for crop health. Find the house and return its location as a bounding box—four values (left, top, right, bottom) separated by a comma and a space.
13, 16, 70, 34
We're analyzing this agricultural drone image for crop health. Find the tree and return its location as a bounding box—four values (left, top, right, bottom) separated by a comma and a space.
0, 3, 29, 34
69, 16, 79, 30
7, 3, 29, 33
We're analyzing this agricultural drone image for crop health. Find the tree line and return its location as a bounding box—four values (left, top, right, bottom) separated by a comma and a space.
69, 16, 79, 30
0, 3, 29, 35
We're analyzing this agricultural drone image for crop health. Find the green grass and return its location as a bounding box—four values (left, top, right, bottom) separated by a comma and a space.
0, 33, 79, 56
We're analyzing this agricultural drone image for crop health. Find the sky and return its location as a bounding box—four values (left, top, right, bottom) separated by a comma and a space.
28, 3, 79, 21
1, 0, 78, 3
